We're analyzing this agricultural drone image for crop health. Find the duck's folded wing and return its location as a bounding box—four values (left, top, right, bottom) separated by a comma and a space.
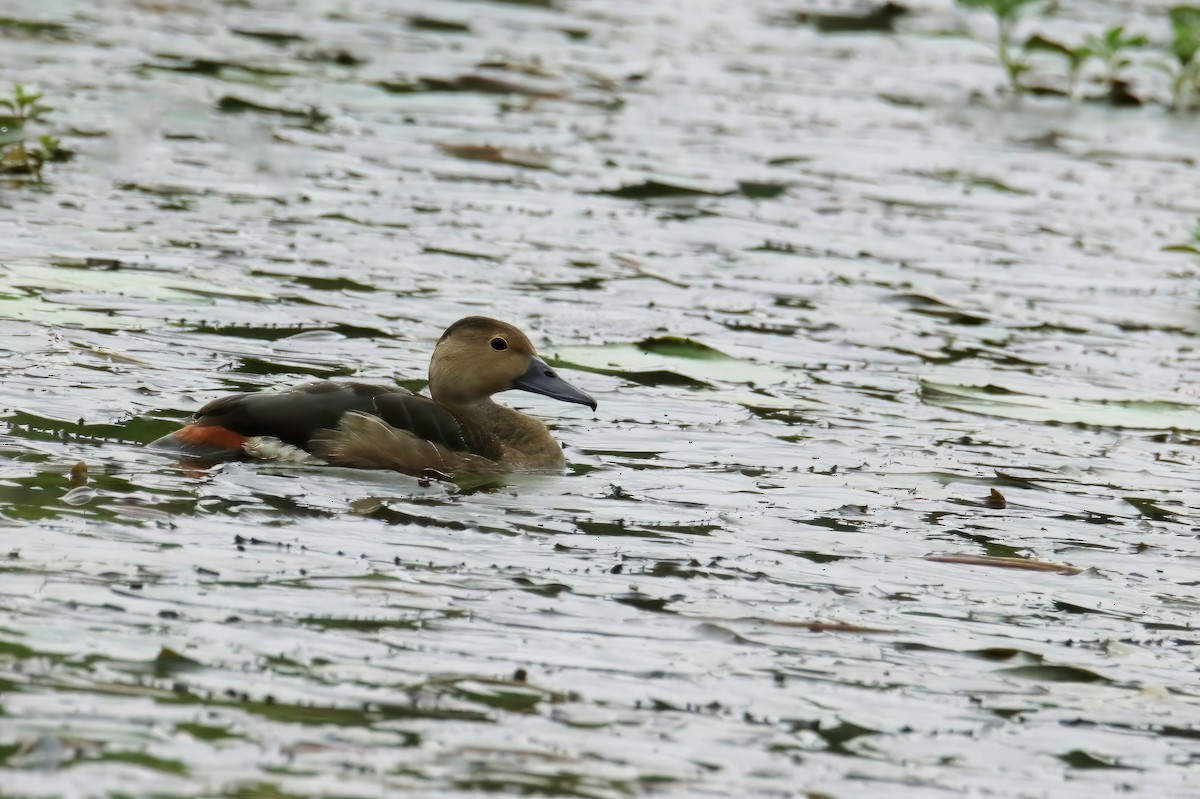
371, 393, 469, 451
308, 411, 502, 475
371, 393, 503, 460
307, 394, 506, 474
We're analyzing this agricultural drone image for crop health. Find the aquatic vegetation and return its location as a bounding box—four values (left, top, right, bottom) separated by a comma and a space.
919, 380, 1200, 430
1085, 25, 1150, 100
955, 0, 1043, 93
1163, 5, 1200, 109
959, 3, 1200, 109
791, 1, 909, 33
1028, 25, 1149, 102
1021, 34, 1090, 97
0, 84, 69, 178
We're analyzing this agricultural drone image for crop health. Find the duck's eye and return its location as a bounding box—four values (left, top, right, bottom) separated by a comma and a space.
490, 337, 508, 351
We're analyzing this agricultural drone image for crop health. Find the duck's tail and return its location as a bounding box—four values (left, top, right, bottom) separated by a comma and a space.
148, 424, 249, 460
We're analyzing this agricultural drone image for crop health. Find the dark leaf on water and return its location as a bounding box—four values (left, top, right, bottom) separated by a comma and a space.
1058, 750, 1130, 769
737, 181, 788, 199
1123, 497, 1180, 521
597, 181, 732, 200
409, 16, 471, 33
792, 2, 909, 33
635, 336, 728, 360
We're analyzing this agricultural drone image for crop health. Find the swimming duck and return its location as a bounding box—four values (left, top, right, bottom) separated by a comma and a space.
151, 317, 596, 475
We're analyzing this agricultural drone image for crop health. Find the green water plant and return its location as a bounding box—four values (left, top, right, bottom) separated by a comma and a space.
1022, 34, 1090, 97
964, 3, 1200, 109
956, 0, 1044, 93
1086, 25, 1149, 85
1084, 25, 1147, 102
1163, 5, 1200, 109
1025, 26, 1147, 102
0, 84, 69, 178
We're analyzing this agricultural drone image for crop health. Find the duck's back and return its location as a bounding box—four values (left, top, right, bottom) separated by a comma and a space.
191, 381, 393, 449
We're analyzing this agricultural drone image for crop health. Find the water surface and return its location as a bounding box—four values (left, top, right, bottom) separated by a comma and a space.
1, 0, 1198, 797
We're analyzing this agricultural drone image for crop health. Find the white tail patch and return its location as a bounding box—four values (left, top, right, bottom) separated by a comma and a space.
244, 436, 326, 464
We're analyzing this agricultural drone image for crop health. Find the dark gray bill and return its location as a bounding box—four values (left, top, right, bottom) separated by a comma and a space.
511, 356, 597, 410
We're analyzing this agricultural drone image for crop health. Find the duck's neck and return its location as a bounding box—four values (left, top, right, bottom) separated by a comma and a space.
447, 397, 564, 468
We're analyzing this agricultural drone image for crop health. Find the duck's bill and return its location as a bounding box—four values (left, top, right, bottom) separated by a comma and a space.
511, 356, 597, 410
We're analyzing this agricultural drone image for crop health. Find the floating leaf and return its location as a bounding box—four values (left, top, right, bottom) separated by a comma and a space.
176, 723, 244, 742
920, 380, 1200, 431
376, 74, 565, 98
1124, 497, 1180, 522
409, 16, 471, 32
0, 262, 270, 328
799, 2, 909, 33
0, 17, 71, 37
230, 28, 308, 46
550, 340, 809, 409
216, 95, 327, 125
88, 751, 188, 776
597, 180, 732, 200
636, 336, 727, 360
1058, 750, 1129, 770
737, 181, 789, 199
150, 647, 203, 678
997, 664, 1110, 683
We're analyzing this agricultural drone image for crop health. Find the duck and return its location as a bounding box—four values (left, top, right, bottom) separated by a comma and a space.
150, 317, 596, 475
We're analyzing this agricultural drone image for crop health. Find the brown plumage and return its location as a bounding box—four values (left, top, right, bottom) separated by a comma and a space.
150, 317, 596, 476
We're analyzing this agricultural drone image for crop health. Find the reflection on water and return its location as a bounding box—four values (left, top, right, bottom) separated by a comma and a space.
1, 0, 1198, 796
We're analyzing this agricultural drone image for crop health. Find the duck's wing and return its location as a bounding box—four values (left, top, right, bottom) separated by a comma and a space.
370, 393, 502, 460
150, 381, 399, 458
307, 394, 505, 475
307, 412, 504, 476
370, 393, 469, 452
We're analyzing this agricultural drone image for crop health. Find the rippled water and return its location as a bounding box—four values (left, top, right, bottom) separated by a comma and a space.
2, 0, 1199, 796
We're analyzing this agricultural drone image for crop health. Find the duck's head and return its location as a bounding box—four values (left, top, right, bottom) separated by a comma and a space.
429, 317, 597, 411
